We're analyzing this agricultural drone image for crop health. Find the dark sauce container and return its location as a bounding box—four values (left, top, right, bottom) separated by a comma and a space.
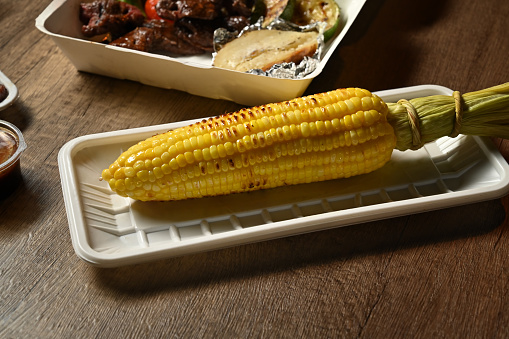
0, 120, 26, 198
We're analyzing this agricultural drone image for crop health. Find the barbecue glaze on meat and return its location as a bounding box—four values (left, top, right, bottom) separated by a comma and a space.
80, 0, 254, 56
80, 0, 145, 39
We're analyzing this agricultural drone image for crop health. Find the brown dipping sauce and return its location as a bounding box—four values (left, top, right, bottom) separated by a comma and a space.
0, 127, 21, 198
0, 128, 17, 163
0, 85, 8, 103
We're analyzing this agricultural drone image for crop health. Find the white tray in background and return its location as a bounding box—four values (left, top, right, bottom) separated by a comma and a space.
0, 70, 18, 111
35, 0, 366, 106
58, 85, 509, 267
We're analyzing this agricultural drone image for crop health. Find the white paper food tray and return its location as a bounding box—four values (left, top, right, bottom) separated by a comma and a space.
0, 70, 19, 111
58, 85, 509, 267
35, 0, 366, 106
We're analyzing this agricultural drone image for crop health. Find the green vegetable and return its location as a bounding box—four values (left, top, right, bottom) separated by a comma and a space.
292, 0, 341, 41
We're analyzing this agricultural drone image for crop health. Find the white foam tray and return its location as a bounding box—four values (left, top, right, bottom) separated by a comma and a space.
58, 85, 509, 267
36, 0, 366, 106
0, 70, 18, 111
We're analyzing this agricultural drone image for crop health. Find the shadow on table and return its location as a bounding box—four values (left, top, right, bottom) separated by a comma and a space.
94, 198, 506, 295
306, 0, 452, 94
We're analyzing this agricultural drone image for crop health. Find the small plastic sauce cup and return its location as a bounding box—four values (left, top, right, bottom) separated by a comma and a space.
0, 120, 26, 198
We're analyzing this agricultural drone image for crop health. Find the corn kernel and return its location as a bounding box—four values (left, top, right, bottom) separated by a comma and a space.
137, 170, 149, 182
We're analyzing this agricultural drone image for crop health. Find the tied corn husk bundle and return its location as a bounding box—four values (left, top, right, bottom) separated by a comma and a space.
387, 82, 509, 151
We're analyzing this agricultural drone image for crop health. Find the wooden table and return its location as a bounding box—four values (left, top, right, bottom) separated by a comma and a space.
1, 0, 508, 337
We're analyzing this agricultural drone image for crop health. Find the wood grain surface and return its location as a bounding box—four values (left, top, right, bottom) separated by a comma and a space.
1, 0, 508, 338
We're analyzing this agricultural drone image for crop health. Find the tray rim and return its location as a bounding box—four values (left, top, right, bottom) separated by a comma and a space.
0, 70, 19, 111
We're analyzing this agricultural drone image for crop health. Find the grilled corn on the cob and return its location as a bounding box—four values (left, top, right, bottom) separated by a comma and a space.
101, 88, 397, 201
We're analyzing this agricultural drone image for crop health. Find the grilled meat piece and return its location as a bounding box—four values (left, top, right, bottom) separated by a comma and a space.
80, 0, 145, 39
155, 0, 223, 21
222, 15, 250, 31
224, 0, 253, 17
175, 18, 216, 52
110, 19, 211, 55
156, 0, 253, 27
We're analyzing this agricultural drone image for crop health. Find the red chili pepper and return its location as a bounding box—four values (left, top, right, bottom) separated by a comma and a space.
145, 0, 166, 21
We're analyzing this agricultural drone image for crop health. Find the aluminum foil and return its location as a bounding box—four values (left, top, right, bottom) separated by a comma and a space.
212, 18, 325, 79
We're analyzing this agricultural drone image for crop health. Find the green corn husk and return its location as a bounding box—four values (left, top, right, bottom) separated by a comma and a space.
387, 82, 509, 151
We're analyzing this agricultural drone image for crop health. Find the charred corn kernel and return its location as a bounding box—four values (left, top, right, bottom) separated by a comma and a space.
102, 88, 397, 201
